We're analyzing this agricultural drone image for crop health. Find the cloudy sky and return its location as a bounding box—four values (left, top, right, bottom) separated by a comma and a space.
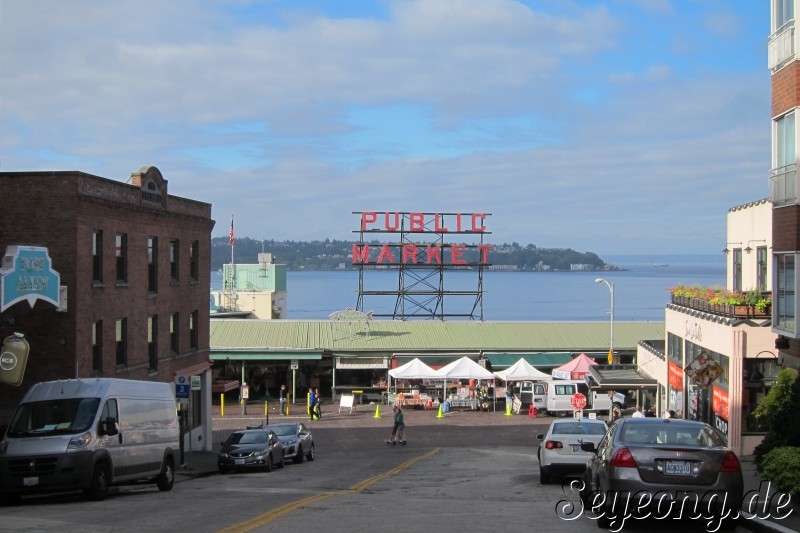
1, 0, 770, 256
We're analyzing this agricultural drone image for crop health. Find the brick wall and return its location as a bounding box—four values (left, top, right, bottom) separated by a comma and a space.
772, 61, 800, 117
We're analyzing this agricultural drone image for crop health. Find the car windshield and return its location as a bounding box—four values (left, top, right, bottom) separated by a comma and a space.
620, 423, 727, 446
551, 422, 606, 435
268, 425, 296, 437
7, 398, 100, 436
229, 431, 268, 445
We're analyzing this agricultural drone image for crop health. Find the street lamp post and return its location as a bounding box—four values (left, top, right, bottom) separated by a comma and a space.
595, 278, 614, 364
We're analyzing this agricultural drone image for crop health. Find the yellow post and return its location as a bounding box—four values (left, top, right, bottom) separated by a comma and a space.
221, 393, 225, 417
286, 394, 290, 415
505, 400, 513, 417
264, 401, 268, 416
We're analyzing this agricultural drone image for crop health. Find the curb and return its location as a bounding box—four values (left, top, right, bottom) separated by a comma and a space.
739, 512, 799, 533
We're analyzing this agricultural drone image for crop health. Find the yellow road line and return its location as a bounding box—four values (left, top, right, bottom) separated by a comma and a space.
217, 448, 439, 533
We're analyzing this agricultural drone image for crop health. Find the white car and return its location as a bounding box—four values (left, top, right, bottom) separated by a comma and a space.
536, 418, 607, 484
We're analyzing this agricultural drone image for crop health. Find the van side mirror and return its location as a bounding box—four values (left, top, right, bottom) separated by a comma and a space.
99, 417, 118, 436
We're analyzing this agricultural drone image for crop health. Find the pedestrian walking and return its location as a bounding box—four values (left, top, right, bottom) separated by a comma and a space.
309, 388, 317, 420
314, 388, 322, 419
385, 405, 406, 445
279, 384, 287, 416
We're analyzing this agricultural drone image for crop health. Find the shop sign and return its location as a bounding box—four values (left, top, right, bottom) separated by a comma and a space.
668, 361, 684, 390
0, 246, 60, 312
712, 386, 729, 421
684, 351, 723, 387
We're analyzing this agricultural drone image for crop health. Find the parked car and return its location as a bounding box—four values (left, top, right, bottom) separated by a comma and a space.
218, 429, 284, 473
536, 418, 607, 484
265, 422, 315, 464
580, 418, 743, 530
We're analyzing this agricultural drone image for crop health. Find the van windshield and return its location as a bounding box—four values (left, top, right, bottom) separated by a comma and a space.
7, 398, 101, 436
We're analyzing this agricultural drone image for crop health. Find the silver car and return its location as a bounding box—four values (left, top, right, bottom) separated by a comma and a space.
217, 429, 285, 473
265, 422, 315, 464
580, 418, 743, 530
536, 418, 607, 484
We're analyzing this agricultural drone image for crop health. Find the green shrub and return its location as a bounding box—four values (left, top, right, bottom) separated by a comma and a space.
753, 368, 800, 469
760, 447, 800, 498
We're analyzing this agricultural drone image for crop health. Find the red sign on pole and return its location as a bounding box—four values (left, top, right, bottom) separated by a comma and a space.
571, 392, 587, 410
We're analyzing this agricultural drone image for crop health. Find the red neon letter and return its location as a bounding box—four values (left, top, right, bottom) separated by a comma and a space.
426, 245, 442, 264
361, 212, 377, 230
471, 213, 486, 232
402, 244, 419, 264
434, 213, 449, 232
376, 245, 396, 264
352, 244, 370, 263
409, 212, 425, 232
478, 244, 492, 264
451, 244, 466, 264
456, 213, 463, 232
385, 212, 400, 231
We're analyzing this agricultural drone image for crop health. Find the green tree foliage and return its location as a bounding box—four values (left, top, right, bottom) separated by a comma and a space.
211, 237, 608, 272
760, 447, 800, 497
753, 367, 800, 470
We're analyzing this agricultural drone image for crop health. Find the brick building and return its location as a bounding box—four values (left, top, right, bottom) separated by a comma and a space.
0, 166, 216, 450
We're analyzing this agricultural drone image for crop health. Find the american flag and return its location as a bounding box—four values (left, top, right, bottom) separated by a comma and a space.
228, 217, 234, 246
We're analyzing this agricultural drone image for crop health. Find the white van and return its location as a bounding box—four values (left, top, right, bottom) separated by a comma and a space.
0, 378, 180, 502
545, 380, 626, 416
515, 381, 549, 409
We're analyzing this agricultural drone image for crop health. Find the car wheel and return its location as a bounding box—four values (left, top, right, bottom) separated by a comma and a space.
293, 445, 304, 464
0, 493, 21, 506
85, 461, 110, 501
156, 457, 175, 491
218, 465, 229, 474
719, 515, 738, 532
596, 508, 612, 530
265, 454, 273, 472
306, 444, 315, 461
539, 464, 551, 484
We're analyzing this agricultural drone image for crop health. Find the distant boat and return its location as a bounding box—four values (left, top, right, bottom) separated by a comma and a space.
654, 263, 670, 267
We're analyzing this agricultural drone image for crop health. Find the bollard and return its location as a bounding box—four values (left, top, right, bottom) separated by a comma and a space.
221, 393, 225, 417
264, 401, 268, 416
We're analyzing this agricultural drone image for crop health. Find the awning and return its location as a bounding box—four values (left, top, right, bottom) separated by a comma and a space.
585, 364, 658, 390
484, 352, 573, 370
336, 357, 389, 369
210, 350, 323, 361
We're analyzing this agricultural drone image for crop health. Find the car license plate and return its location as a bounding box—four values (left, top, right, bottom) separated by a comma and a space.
235, 459, 245, 465
571, 444, 581, 452
23, 476, 39, 486
665, 460, 691, 475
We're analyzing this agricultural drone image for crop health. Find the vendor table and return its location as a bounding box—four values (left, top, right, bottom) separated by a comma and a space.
446, 398, 481, 410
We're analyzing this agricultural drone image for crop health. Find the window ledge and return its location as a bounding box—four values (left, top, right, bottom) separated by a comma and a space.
115, 281, 129, 288
92, 281, 105, 288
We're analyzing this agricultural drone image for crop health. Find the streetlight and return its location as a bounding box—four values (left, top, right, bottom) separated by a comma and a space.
595, 278, 614, 364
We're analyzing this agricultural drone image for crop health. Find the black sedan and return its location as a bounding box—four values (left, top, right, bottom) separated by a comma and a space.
218, 429, 285, 473
265, 422, 315, 464
580, 418, 743, 530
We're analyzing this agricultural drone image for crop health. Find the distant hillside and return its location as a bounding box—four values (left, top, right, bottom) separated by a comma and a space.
211, 237, 611, 272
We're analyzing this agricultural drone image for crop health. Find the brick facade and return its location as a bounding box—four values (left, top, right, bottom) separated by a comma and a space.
0, 167, 215, 425
771, 61, 800, 117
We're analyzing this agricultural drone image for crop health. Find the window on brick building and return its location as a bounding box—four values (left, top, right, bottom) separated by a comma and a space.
169, 240, 179, 282
189, 310, 198, 350
189, 240, 199, 281
115, 233, 127, 283
116, 318, 127, 367
93, 230, 103, 283
148, 315, 158, 372
170, 312, 179, 354
775, 253, 796, 333
92, 321, 103, 372
148, 237, 158, 293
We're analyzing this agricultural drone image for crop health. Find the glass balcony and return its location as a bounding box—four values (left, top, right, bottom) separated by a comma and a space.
769, 164, 797, 206
769, 21, 795, 72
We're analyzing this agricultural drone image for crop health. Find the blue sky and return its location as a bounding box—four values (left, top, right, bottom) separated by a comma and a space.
1, 0, 770, 256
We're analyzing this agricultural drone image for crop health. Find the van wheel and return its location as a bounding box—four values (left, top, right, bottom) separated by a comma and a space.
293, 445, 304, 464
156, 457, 175, 491
85, 462, 110, 501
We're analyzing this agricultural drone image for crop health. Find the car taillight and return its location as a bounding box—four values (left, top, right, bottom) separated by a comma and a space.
720, 451, 741, 472
609, 447, 637, 468
545, 440, 563, 450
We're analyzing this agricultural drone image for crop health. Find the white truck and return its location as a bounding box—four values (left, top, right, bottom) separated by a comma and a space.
544, 380, 626, 416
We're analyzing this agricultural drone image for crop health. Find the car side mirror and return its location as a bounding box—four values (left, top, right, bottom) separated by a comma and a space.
536, 433, 544, 441
580, 442, 596, 453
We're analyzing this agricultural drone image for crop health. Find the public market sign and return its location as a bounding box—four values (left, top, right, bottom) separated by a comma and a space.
352, 211, 492, 265
0, 246, 61, 312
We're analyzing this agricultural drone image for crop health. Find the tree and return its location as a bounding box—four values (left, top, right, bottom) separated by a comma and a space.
753, 367, 800, 470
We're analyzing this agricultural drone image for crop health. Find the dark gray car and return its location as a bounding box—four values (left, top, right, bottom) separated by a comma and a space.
580, 418, 743, 530
265, 422, 315, 464
217, 429, 284, 473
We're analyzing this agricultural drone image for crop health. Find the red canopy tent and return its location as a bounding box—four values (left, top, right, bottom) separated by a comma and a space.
551, 353, 598, 380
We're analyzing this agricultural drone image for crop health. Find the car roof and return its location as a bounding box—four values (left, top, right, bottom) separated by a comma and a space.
616, 418, 707, 427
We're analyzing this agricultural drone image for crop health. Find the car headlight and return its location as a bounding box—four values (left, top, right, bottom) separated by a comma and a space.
256, 448, 270, 457
287, 438, 297, 445
0, 438, 7, 454
67, 432, 92, 450
219, 452, 229, 458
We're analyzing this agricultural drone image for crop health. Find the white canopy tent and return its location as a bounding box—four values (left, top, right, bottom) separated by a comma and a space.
435, 356, 494, 380
493, 358, 552, 382
388, 357, 438, 379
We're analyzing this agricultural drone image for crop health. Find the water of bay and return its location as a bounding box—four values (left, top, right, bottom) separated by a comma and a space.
212, 254, 724, 322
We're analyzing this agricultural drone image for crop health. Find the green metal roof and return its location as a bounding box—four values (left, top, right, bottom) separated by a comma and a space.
210, 319, 665, 355
484, 352, 573, 369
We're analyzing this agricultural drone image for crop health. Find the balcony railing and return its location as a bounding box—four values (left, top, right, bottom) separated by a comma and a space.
769, 21, 795, 71
769, 164, 797, 206
670, 293, 772, 320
